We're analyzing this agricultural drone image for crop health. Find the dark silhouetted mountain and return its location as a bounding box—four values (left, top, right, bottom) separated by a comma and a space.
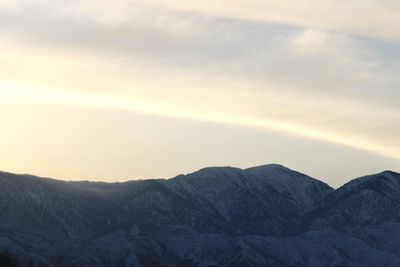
0, 166, 400, 266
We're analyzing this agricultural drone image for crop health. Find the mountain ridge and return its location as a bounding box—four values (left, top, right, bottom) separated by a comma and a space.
0, 165, 400, 267
2, 165, 396, 189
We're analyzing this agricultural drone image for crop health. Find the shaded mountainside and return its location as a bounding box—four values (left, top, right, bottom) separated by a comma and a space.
0, 165, 400, 266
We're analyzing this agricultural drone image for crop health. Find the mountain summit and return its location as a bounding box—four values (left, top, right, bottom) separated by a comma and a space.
0, 166, 400, 266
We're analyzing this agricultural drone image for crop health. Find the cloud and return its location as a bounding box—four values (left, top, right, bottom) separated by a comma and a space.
153, 0, 400, 42
0, 0, 399, 163
24, 0, 398, 42
64, 5, 394, 107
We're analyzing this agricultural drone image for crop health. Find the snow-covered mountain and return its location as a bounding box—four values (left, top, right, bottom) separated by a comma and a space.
0, 165, 400, 266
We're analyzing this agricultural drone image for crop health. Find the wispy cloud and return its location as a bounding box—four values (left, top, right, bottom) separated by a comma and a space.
154, 0, 400, 41
0, 0, 399, 164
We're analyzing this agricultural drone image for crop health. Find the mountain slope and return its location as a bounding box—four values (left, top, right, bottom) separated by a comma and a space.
164, 164, 332, 235
301, 170, 400, 258
0, 167, 399, 266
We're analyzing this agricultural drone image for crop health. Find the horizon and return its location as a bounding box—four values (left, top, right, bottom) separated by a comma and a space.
1, 163, 398, 189
1, 1, 400, 188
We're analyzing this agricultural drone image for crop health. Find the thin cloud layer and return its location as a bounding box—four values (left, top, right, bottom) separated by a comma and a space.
155, 0, 400, 41
0, 1, 399, 173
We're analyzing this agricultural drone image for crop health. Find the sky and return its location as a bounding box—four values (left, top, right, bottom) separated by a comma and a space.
0, 0, 399, 187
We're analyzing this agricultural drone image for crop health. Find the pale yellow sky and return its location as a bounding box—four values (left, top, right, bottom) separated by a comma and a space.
0, 0, 399, 186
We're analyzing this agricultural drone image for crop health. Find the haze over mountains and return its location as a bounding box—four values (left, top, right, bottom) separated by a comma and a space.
1, 164, 400, 267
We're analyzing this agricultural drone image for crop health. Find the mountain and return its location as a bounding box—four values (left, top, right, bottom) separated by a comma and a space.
164, 164, 332, 236
0, 165, 400, 266
302, 171, 400, 259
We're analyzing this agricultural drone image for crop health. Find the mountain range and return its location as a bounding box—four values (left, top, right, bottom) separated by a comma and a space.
1, 164, 400, 267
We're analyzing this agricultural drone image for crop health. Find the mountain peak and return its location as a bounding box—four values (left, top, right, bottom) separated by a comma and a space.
186, 164, 293, 181
191, 166, 242, 177
380, 170, 400, 177
244, 163, 325, 184
339, 170, 400, 190
244, 163, 290, 174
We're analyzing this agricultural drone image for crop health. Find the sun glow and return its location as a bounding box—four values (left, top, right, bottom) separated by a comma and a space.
1, 80, 399, 163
